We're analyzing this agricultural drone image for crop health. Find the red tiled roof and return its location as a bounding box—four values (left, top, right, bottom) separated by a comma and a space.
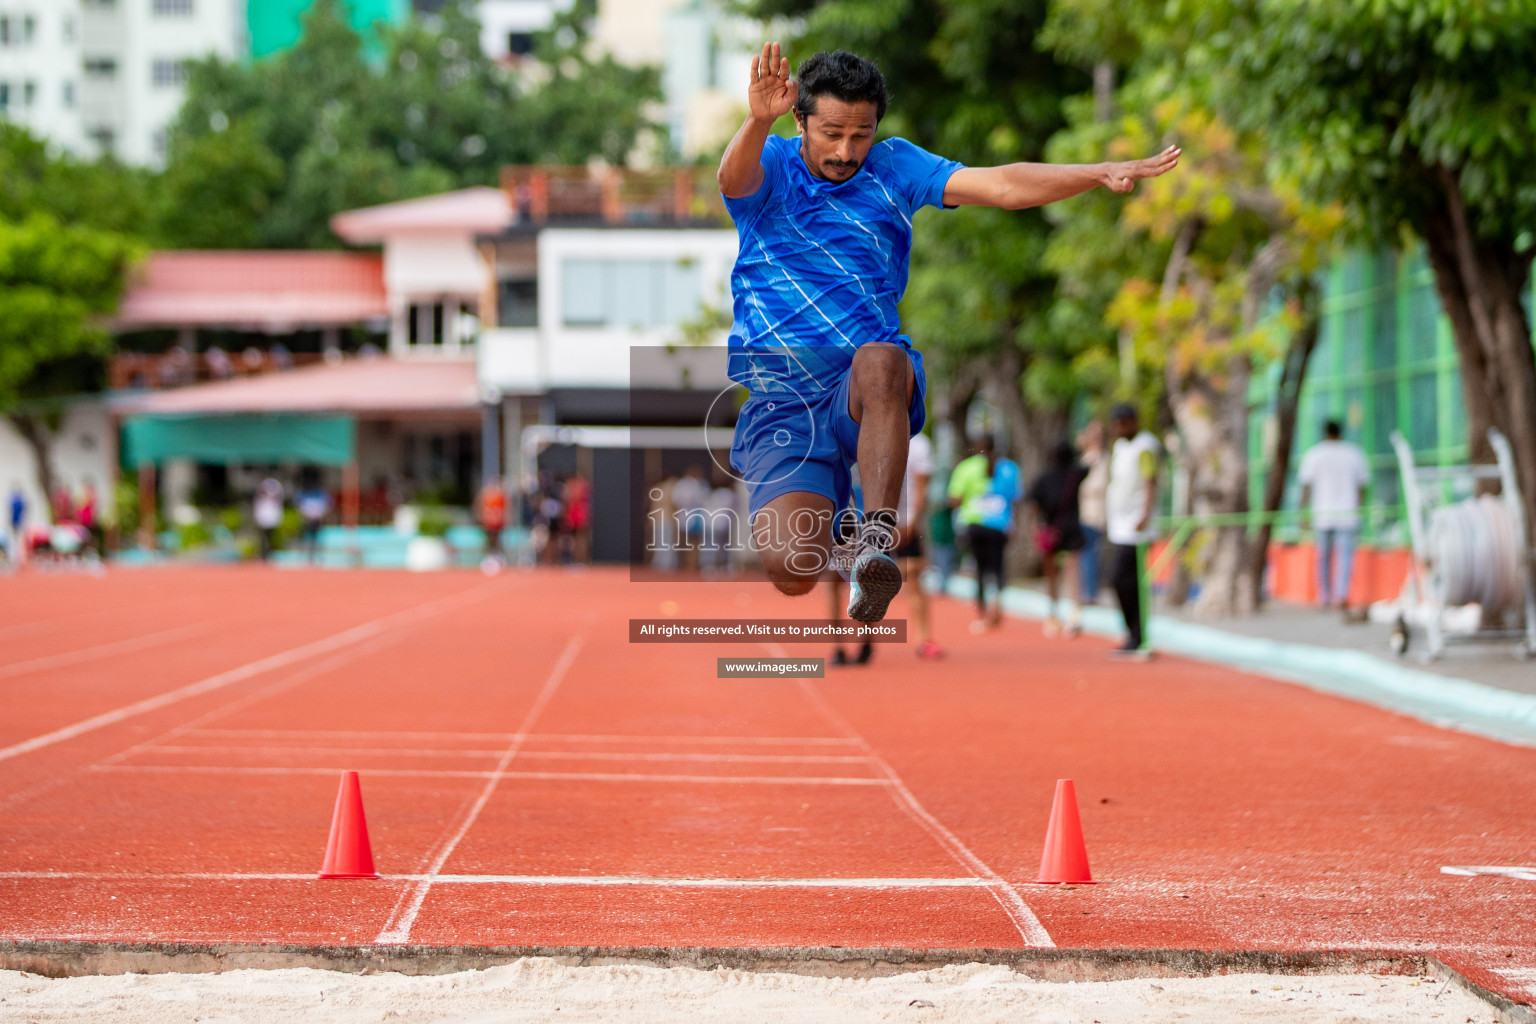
115, 357, 481, 416
330, 186, 511, 243
115, 251, 389, 330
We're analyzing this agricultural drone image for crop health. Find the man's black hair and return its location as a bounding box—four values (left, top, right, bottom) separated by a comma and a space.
1110, 402, 1138, 423
1324, 419, 1342, 439
794, 50, 888, 123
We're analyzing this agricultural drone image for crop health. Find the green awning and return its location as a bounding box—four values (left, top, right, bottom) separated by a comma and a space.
123, 414, 356, 466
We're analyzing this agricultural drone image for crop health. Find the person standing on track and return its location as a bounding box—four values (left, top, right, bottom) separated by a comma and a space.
948, 435, 1022, 633
1298, 419, 1370, 618
719, 44, 1178, 623
1105, 404, 1160, 658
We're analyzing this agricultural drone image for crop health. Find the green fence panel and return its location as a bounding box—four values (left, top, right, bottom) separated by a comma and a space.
123, 415, 356, 467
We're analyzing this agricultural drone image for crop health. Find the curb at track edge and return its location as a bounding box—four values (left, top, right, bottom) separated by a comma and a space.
946, 579, 1536, 749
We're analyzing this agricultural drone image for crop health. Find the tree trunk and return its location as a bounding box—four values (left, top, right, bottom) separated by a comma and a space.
8, 413, 57, 524
1421, 167, 1536, 539
1246, 285, 1322, 609
986, 345, 1066, 580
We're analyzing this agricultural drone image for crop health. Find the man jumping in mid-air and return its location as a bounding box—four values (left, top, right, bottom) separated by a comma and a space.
721, 45, 1179, 622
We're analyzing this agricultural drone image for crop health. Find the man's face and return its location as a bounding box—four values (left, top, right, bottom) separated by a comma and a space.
1111, 416, 1137, 441
795, 96, 879, 183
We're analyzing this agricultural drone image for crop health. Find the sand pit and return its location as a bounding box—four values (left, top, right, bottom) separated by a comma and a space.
0, 959, 1504, 1023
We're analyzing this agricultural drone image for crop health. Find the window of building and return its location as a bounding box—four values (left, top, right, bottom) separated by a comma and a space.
152, 0, 194, 14
22, 80, 34, 107
0, 83, 9, 112
23, 14, 35, 43
63, 16, 75, 43
152, 130, 168, 160
0, 17, 11, 46
498, 279, 538, 328
84, 57, 117, 78
89, 126, 115, 153
560, 258, 703, 329
507, 32, 534, 56
152, 59, 188, 88
62, 81, 74, 108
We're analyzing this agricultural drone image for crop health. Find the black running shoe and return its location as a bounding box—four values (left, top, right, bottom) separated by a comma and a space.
847, 550, 903, 623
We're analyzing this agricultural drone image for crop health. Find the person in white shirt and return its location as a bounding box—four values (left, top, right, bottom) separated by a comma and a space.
671, 465, 711, 572
1104, 404, 1160, 657
1297, 419, 1370, 613
253, 478, 284, 561
895, 431, 942, 658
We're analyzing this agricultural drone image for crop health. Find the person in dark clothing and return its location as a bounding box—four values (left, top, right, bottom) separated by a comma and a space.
1026, 438, 1086, 637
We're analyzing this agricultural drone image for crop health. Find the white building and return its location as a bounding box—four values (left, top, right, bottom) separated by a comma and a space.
0, 0, 242, 165
0, 2, 86, 153
475, 0, 565, 62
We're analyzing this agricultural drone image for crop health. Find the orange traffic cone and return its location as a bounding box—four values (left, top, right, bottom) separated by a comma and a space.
1035, 778, 1095, 884
318, 770, 379, 879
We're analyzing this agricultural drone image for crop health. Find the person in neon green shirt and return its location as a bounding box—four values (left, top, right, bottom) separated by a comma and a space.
947, 436, 1021, 631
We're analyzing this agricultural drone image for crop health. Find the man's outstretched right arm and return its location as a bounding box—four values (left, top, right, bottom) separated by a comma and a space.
718, 41, 798, 199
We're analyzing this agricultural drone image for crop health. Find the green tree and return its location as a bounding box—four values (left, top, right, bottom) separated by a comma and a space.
1043, 1, 1341, 616
0, 216, 139, 510
160, 0, 662, 249
0, 123, 152, 236
1216, 0, 1536, 546
153, 119, 284, 248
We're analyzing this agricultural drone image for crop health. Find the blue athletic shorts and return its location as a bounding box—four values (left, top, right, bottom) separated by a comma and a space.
730, 346, 927, 517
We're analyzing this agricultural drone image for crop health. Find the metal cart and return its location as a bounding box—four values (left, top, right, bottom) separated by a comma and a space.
1389, 428, 1536, 662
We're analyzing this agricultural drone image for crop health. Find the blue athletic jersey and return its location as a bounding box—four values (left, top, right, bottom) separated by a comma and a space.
723, 133, 963, 395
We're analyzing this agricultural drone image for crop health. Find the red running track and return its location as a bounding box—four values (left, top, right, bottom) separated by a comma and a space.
0, 566, 1532, 1003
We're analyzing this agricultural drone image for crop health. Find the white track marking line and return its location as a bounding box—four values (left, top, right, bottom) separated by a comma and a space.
134, 745, 874, 765
375, 634, 585, 945
0, 623, 212, 680
0, 870, 990, 888
781, 651, 1054, 949
95, 633, 416, 769
0, 581, 504, 765
1441, 865, 1536, 881
94, 764, 883, 785
180, 729, 863, 746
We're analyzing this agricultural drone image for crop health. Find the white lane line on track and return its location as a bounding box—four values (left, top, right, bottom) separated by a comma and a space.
0, 871, 992, 888
0, 581, 505, 765
0, 623, 212, 681
375, 633, 586, 945
136, 745, 875, 764
181, 729, 863, 746
93, 765, 883, 785
778, 648, 1055, 949
1441, 865, 1536, 881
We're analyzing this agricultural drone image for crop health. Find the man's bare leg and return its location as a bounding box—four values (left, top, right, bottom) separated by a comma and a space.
843, 343, 916, 622
846, 343, 916, 520
751, 490, 834, 596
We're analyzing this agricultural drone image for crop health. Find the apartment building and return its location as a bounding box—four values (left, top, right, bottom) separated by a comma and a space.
0, 2, 86, 152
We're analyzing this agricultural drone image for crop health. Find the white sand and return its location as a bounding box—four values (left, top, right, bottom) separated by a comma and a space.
0, 960, 1502, 1023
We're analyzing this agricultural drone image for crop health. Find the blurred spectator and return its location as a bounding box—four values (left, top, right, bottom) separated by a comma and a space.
1298, 419, 1370, 615
206, 346, 234, 379
948, 435, 1022, 634
533, 472, 563, 565
271, 342, 294, 370
241, 346, 266, 373
562, 472, 592, 563
254, 478, 284, 560
361, 476, 394, 525
897, 431, 942, 658
6, 482, 25, 565
477, 478, 509, 563
295, 474, 332, 564
78, 479, 101, 555
1027, 438, 1086, 638
159, 345, 193, 387
358, 342, 382, 361
52, 486, 76, 527
926, 484, 957, 595
672, 464, 709, 571
1076, 420, 1109, 605
1105, 404, 1160, 658
705, 476, 739, 574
